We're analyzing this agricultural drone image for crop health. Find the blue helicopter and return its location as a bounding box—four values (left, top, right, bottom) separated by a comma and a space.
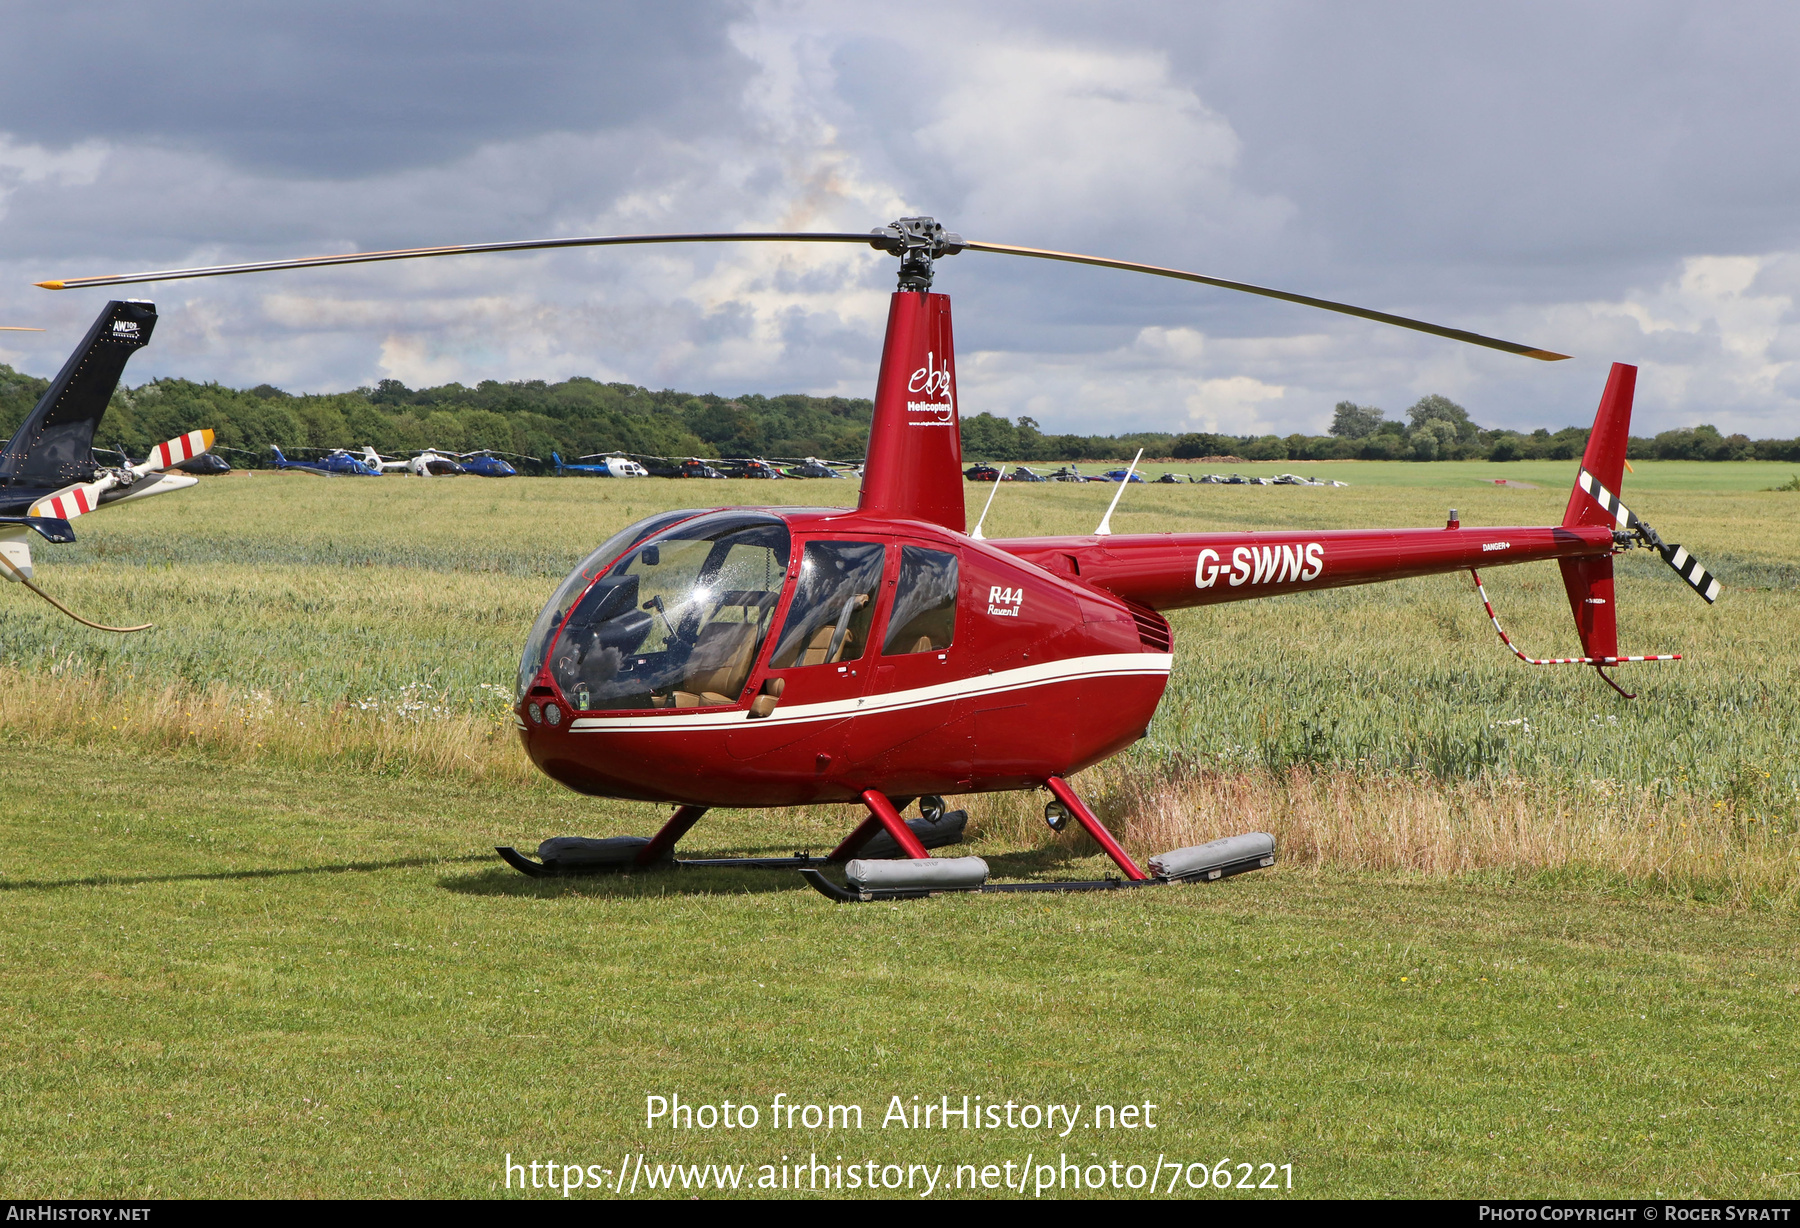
552, 452, 652, 477
269, 445, 381, 476
458, 449, 527, 477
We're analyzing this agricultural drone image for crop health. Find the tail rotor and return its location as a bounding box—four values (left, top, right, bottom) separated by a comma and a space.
28, 429, 214, 523
1575, 468, 1721, 604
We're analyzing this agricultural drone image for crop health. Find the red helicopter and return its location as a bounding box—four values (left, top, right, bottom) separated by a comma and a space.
39, 219, 1720, 900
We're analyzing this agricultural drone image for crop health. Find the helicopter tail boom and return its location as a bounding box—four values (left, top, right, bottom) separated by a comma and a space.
998, 521, 1613, 613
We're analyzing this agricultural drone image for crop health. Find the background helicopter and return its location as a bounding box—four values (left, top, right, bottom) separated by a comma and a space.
38, 217, 1722, 901
359, 445, 464, 476
458, 449, 527, 477
774, 457, 853, 479
269, 444, 381, 476
552, 452, 650, 478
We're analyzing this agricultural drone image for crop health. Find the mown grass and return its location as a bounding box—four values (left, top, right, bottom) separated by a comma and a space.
1, 463, 1797, 1197
2, 747, 1798, 1199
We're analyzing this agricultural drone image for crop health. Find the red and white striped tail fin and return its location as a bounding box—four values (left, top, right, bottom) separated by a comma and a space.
135, 428, 215, 476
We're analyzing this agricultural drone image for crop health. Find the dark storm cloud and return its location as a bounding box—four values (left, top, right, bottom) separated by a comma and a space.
0, 1, 753, 176
988, 1, 1800, 289
1, 2, 1796, 436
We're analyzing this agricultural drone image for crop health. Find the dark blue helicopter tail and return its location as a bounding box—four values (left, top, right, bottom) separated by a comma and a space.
0, 300, 156, 494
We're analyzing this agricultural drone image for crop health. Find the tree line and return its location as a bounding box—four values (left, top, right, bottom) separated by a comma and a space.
1, 364, 1794, 465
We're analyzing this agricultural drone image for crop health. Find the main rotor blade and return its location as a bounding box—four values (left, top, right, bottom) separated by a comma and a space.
35, 232, 880, 290
0, 326, 45, 331
37, 224, 1566, 360
959, 239, 1569, 361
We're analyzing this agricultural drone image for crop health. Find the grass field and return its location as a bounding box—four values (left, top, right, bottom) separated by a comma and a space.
1, 462, 1796, 1198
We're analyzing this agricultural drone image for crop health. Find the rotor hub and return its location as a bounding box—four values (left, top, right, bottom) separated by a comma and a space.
869, 217, 964, 291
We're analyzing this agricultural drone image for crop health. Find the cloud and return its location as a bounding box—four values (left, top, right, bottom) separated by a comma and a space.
4, 3, 1800, 440
0, 136, 107, 222
0, 2, 755, 176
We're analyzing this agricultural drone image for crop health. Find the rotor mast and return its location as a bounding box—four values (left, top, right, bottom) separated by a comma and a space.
866, 217, 965, 291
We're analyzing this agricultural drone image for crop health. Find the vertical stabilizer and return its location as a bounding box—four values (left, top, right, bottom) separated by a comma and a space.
1556, 362, 1636, 659
856, 292, 965, 531
1562, 362, 1634, 530
0, 300, 156, 491
1558, 554, 1619, 660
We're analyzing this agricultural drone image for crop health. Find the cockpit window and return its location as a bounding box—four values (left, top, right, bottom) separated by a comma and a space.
546, 512, 789, 711
768, 541, 886, 668
882, 546, 958, 655
516, 508, 711, 698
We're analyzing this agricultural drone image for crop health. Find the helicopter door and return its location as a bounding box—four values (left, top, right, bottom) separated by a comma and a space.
847, 544, 970, 790
727, 538, 886, 766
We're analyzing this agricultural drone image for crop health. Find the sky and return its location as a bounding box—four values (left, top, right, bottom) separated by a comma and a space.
3, 0, 1799, 439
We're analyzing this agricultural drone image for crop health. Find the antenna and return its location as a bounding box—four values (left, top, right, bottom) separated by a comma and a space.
1094, 449, 1144, 536
970, 471, 1003, 540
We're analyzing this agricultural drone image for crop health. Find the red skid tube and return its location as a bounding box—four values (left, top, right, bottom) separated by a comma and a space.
859, 789, 929, 859
1046, 776, 1147, 881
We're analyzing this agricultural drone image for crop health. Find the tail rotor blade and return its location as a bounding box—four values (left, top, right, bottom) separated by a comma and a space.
1658, 543, 1722, 604
28, 474, 118, 521
135, 428, 215, 476
1576, 467, 1721, 604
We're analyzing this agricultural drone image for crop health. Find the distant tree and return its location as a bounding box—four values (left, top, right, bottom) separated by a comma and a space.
1330, 401, 1384, 439
0, 363, 50, 440
1358, 432, 1406, 460
1487, 433, 1523, 462
1410, 420, 1458, 461
369, 378, 412, 406
1406, 394, 1478, 445
686, 401, 764, 456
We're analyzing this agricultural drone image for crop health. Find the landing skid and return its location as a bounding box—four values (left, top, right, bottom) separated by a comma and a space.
496, 847, 1274, 896
495, 846, 829, 878
798, 867, 1155, 902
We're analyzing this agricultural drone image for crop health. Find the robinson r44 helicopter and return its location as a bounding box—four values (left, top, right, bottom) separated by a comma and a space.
37, 220, 1720, 901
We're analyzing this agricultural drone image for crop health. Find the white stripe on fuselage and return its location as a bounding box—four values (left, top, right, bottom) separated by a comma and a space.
564, 652, 1172, 734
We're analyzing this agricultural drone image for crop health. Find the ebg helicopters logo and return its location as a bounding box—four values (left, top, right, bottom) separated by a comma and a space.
907, 352, 954, 426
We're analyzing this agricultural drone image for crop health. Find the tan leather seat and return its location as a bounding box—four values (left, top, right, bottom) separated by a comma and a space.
910, 635, 935, 654
799, 623, 840, 667
684, 620, 759, 698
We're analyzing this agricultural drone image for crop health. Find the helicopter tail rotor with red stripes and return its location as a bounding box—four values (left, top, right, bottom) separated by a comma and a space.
5, 427, 215, 633
29, 429, 215, 523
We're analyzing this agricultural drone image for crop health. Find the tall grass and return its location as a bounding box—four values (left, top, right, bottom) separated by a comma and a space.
963, 760, 1799, 907
2, 467, 1795, 897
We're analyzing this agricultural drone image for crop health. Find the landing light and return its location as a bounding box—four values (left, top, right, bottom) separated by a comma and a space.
528, 702, 543, 724
545, 704, 562, 726
1044, 800, 1070, 832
